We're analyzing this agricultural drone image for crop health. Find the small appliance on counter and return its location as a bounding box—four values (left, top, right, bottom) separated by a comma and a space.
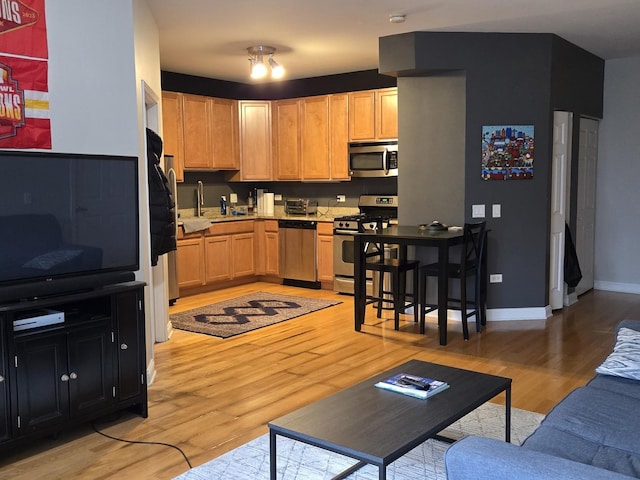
285, 198, 318, 216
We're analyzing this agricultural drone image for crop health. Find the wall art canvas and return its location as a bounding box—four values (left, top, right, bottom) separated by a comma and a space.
482, 125, 534, 180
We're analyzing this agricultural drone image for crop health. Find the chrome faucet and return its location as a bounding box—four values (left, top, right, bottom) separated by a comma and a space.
196, 180, 204, 217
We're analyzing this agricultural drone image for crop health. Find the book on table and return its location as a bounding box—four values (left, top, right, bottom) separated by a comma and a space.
374, 373, 450, 399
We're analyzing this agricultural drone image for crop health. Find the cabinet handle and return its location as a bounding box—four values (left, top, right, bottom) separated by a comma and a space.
0, 375, 4, 382
120, 343, 128, 350
61, 374, 70, 382
70, 372, 78, 380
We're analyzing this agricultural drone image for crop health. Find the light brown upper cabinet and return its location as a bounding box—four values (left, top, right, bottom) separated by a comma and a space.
328, 93, 350, 180
181, 94, 239, 171
160, 91, 185, 182
300, 95, 330, 180
348, 87, 397, 141
228, 101, 273, 181
273, 99, 301, 180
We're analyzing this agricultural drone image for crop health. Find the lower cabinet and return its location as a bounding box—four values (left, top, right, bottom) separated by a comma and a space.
1, 281, 147, 451
0, 321, 9, 444
317, 222, 334, 283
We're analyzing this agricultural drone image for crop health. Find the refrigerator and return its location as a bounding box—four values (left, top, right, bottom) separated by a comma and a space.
165, 155, 179, 305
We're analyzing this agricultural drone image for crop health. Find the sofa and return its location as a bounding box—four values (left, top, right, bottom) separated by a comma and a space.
445, 319, 640, 480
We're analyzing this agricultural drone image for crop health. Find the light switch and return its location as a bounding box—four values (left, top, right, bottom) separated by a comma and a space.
472, 204, 485, 218
229, 193, 238, 203
492, 204, 501, 218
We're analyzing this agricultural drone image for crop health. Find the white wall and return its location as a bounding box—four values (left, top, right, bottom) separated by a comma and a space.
594, 56, 640, 293
46, 0, 162, 380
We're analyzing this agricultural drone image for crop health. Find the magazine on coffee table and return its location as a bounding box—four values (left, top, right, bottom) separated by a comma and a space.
375, 373, 450, 399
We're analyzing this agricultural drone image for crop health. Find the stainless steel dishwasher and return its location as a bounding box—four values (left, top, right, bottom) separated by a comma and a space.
278, 219, 321, 289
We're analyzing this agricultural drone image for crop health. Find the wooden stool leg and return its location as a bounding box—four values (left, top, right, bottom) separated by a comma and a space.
419, 270, 426, 334
376, 271, 384, 318
393, 271, 401, 330
412, 266, 419, 324
461, 274, 469, 340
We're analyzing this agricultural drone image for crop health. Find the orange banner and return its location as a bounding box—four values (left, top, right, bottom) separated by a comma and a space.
0, 0, 48, 59
0, 55, 50, 149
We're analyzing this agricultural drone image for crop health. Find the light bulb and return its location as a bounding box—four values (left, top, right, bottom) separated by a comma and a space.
250, 58, 268, 79
269, 56, 284, 79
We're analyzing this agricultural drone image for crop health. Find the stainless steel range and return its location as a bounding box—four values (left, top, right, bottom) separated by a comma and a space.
333, 195, 398, 295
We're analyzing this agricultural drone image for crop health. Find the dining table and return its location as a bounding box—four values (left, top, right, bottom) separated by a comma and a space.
353, 225, 466, 345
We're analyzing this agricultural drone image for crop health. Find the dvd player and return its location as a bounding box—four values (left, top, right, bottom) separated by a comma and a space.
13, 309, 65, 331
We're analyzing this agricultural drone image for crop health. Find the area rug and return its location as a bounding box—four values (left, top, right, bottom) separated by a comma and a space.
173, 402, 544, 480
170, 292, 341, 338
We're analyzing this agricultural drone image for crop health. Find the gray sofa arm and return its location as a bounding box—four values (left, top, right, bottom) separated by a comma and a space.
445, 437, 634, 480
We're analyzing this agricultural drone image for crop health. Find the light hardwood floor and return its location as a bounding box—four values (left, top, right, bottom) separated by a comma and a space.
1, 282, 639, 479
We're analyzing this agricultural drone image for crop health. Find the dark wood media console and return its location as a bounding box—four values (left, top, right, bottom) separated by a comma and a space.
0, 281, 147, 451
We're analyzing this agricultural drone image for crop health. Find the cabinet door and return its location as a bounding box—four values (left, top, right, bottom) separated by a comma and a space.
301, 96, 330, 180
273, 99, 301, 180
67, 321, 114, 417
329, 93, 350, 180
204, 235, 232, 282
0, 320, 9, 443
264, 231, 279, 276
210, 97, 239, 170
232, 233, 255, 278
114, 289, 146, 411
161, 91, 185, 182
15, 332, 69, 434
348, 90, 376, 141
177, 236, 206, 288
317, 223, 334, 282
376, 88, 398, 140
183, 94, 212, 169
238, 101, 272, 180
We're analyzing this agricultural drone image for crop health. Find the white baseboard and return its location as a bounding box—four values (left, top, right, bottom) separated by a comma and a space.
595, 281, 640, 294
146, 358, 156, 386
420, 306, 551, 322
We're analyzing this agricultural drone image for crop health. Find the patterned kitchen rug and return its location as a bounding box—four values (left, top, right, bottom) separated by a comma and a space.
173, 402, 544, 480
170, 292, 341, 338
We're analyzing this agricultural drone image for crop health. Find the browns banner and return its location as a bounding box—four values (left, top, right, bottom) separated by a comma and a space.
0, 0, 48, 59
0, 55, 50, 149
0, 0, 50, 149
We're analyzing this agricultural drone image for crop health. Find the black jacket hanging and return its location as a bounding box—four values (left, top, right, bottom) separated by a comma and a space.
564, 223, 582, 288
146, 128, 177, 266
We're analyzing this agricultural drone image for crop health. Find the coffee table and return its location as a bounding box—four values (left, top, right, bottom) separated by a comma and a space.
268, 360, 511, 480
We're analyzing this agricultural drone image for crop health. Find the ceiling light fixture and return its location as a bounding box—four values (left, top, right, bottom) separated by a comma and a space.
247, 45, 284, 80
389, 14, 406, 24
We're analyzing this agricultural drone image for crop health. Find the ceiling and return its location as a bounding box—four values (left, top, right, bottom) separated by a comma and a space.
147, 0, 640, 84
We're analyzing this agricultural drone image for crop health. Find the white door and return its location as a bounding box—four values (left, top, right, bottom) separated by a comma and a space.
575, 117, 598, 296
549, 111, 572, 310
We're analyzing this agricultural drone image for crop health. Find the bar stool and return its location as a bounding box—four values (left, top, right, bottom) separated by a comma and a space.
418, 221, 487, 340
366, 243, 420, 330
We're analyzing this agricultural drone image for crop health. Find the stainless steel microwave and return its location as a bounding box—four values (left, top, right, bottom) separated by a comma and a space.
348, 140, 398, 177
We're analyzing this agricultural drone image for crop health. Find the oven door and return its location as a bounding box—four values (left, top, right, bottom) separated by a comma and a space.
333, 232, 375, 295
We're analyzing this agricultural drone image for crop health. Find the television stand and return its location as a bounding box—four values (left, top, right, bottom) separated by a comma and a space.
0, 281, 147, 452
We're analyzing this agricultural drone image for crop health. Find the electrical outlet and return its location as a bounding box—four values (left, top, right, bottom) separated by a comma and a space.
274, 194, 282, 201
229, 193, 238, 203
336, 195, 346, 203
492, 204, 501, 218
490, 274, 503, 283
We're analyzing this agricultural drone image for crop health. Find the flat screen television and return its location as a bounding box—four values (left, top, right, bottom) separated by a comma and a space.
0, 151, 139, 303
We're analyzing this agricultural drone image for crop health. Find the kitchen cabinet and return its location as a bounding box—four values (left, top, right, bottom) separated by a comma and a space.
300, 95, 330, 180
317, 222, 334, 283
273, 99, 301, 180
206, 222, 255, 281
176, 234, 206, 288
256, 219, 279, 276
161, 91, 185, 182
0, 282, 147, 451
348, 88, 398, 141
204, 235, 232, 282
228, 101, 273, 181
181, 94, 240, 171
182, 94, 211, 169
329, 93, 350, 180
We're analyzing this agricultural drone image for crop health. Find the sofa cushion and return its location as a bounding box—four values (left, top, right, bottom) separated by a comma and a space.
587, 374, 640, 401
522, 386, 640, 477
596, 327, 640, 381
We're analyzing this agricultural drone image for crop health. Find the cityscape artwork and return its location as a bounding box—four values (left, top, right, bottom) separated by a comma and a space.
481, 125, 534, 180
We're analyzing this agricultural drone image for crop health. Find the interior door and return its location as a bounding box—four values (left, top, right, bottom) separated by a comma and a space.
549, 111, 572, 310
575, 117, 599, 296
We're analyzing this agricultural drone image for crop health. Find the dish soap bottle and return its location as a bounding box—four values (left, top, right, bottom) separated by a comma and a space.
220, 195, 227, 216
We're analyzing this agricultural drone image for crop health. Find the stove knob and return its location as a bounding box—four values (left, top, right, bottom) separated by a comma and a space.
338, 222, 344, 228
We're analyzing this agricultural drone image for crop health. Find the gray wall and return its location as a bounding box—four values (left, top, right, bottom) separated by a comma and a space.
397, 74, 466, 226
379, 32, 604, 311
595, 56, 640, 293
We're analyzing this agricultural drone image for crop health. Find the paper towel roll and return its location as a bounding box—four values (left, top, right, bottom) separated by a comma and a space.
265, 193, 275, 216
